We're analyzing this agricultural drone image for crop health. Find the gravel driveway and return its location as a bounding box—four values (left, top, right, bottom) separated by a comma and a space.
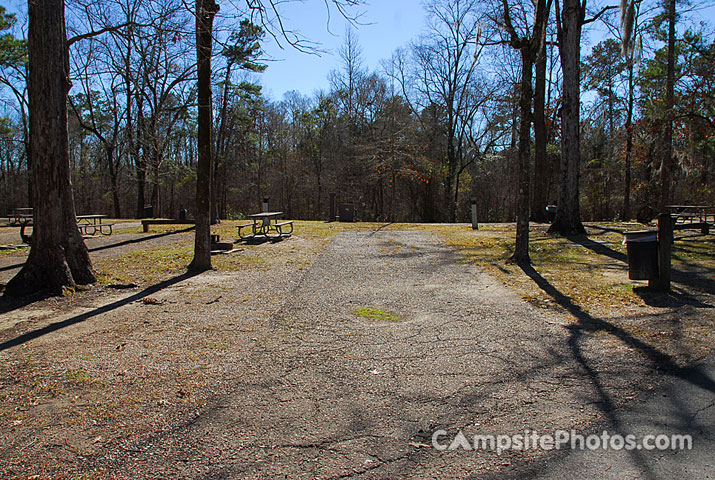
86, 230, 662, 479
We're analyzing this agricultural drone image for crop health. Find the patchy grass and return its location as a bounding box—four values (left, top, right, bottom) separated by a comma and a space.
95, 243, 194, 286
64, 368, 92, 383
354, 307, 400, 322
429, 221, 715, 361
0, 245, 29, 256
427, 223, 638, 315
123, 224, 196, 235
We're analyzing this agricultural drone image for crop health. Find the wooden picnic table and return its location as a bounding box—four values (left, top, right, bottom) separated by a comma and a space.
15, 214, 113, 243
76, 214, 113, 236
665, 205, 714, 234
7, 207, 32, 225
237, 212, 293, 239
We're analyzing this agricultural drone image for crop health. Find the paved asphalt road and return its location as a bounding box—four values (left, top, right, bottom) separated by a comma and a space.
480, 355, 715, 479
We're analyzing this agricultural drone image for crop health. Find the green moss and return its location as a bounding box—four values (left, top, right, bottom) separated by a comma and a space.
354, 307, 399, 322
64, 368, 91, 383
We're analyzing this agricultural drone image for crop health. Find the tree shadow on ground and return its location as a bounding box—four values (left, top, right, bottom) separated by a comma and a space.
634, 286, 714, 309
0, 229, 195, 275
566, 234, 627, 263
368, 223, 394, 236
235, 236, 288, 245
88, 227, 195, 253
520, 264, 715, 392
0, 271, 201, 352
518, 263, 715, 478
585, 224, 629, 235
0, 290, 55, 313
669, 252, 715, 295
568, 233, 715, 295
0, 261, 26, 273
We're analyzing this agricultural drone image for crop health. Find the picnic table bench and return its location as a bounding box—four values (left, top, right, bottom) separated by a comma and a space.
16, 214, 114, 243
76, 214, 114, 236
665, 205, 714, 234
7, 207, 32, 225
237, 212, 293, 240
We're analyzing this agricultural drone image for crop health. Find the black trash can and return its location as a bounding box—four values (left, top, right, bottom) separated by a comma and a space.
143, 204, 153, 219
545, 205, 557, 222
338, 203, 355, 222
178, 208, 187, 220
624, 230, 658, 280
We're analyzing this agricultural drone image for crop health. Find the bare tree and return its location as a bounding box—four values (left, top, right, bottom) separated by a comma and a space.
0, 10, 31, 206
69, 36, 127, 218
329, 27, 365, 121
391, 0, 486, 222
531, 27, 553, 222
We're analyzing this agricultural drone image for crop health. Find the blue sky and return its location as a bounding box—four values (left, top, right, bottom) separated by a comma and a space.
255, 0, 715, 102
257, 0, 427, 101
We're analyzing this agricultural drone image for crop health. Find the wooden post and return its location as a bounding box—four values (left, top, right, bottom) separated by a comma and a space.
652, 213, 672, 291
701, 208, 709, 235
471, 197, 478, 230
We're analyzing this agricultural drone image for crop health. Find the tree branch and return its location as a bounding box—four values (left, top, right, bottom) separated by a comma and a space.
582, 5, 618, 26
68, 22, 147, 46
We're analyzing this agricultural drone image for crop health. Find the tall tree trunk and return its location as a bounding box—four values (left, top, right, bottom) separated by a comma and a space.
549, 0, 586, 235
124, 27, 136, 219
512, 51, 533, 265
316, 164, 322, 220
532, 38, 549, 222
189, 0, 218, 272
25, 133, 32, 208
446, 132, 457, 222
622, 59, 634, 220
106, 145, 121, 218
5, 0, 95, 297
135, 166, 146, 217
151, 148, 160, 216
135, 109, 146, 218
211, 63, 232, 225
660, 0, 676, 210
391, 170, 396, 222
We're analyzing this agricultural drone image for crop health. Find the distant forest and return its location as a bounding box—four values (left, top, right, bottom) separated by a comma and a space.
0, 0, 712, 224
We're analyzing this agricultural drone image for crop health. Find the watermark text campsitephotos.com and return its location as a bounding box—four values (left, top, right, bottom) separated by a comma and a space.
431, 429, 692, 455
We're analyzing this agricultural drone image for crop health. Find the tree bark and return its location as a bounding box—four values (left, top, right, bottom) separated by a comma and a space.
503, 0, 552, 262
660, 0, 676, 211
512, 51, 533, 265
549, 0, 586, 235
188, 0, 218, 273
622, 59, 634, 220
5, 0, 95, 297
106, 145, 121, 218
532, 38, 549, 222
135, 105, 146, 218
211, 62, 232, 225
